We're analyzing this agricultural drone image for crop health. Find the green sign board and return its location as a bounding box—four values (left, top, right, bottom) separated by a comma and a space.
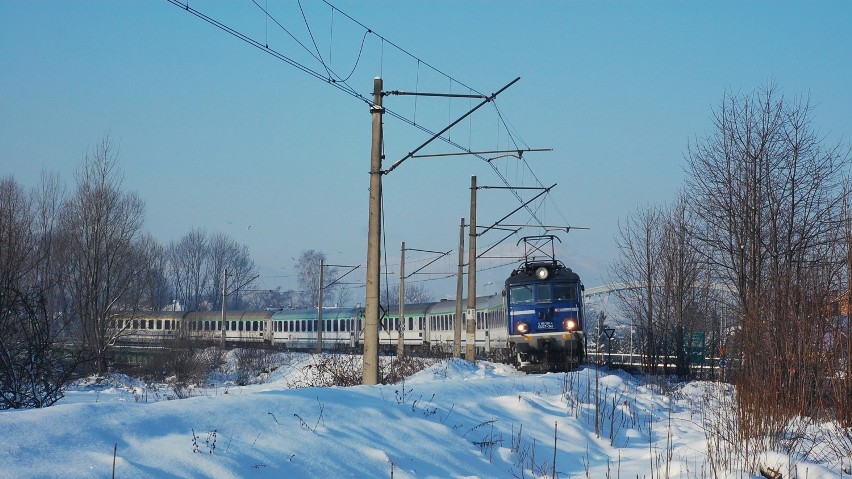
683, 331, 705, 365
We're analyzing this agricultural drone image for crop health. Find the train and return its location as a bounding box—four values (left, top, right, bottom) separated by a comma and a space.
109, 295, 507, 354
504, 236, 586, 372
111, 236, 587, 372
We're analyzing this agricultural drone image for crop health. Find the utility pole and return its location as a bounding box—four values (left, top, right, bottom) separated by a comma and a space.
316, 258, 325, 354
220, 268, 228, 348
454, 217, 465, 358
466, 176, 477, 362
397, 242, 405, 359
363, 77, 383, 385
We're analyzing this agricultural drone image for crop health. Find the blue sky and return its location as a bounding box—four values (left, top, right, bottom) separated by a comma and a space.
2, 1, 851, 300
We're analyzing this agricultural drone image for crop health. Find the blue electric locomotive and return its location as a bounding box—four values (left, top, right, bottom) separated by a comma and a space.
505, 236, 586, 372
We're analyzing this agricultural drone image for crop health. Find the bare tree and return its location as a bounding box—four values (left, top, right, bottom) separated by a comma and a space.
138, 234, 170, 311
659, 197, 712, 377
206, 232, 257, 310
165, 229, 257, 311
244, 286, 295, 310
610, 204, 665, 371
292, 249, 354, 309
167, 228, 208, 311
59, 136, 147, 374
685, 85, 848, 436
0, 177, 84, 408
380, 281, 435, 308
610, 195, 719, 377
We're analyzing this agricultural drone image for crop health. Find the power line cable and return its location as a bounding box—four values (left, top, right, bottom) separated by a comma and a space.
167, 0, 553, 230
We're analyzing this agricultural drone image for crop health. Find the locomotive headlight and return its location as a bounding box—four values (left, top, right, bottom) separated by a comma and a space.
563, 319, 577, 331
535, 267, 549, 280
516, 322, 529, 334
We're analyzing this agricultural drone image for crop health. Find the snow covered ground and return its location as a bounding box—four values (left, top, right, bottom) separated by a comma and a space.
0, 354, 845, 478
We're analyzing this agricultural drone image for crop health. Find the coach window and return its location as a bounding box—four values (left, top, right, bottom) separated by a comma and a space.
148, 320, 154, 329
216, 321, 221, 330
408, 317, 413, 331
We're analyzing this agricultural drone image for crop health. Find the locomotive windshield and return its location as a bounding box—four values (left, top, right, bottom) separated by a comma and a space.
510, 282, 578, 305
509, 285, 534, 305
553, 283, 578, 301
